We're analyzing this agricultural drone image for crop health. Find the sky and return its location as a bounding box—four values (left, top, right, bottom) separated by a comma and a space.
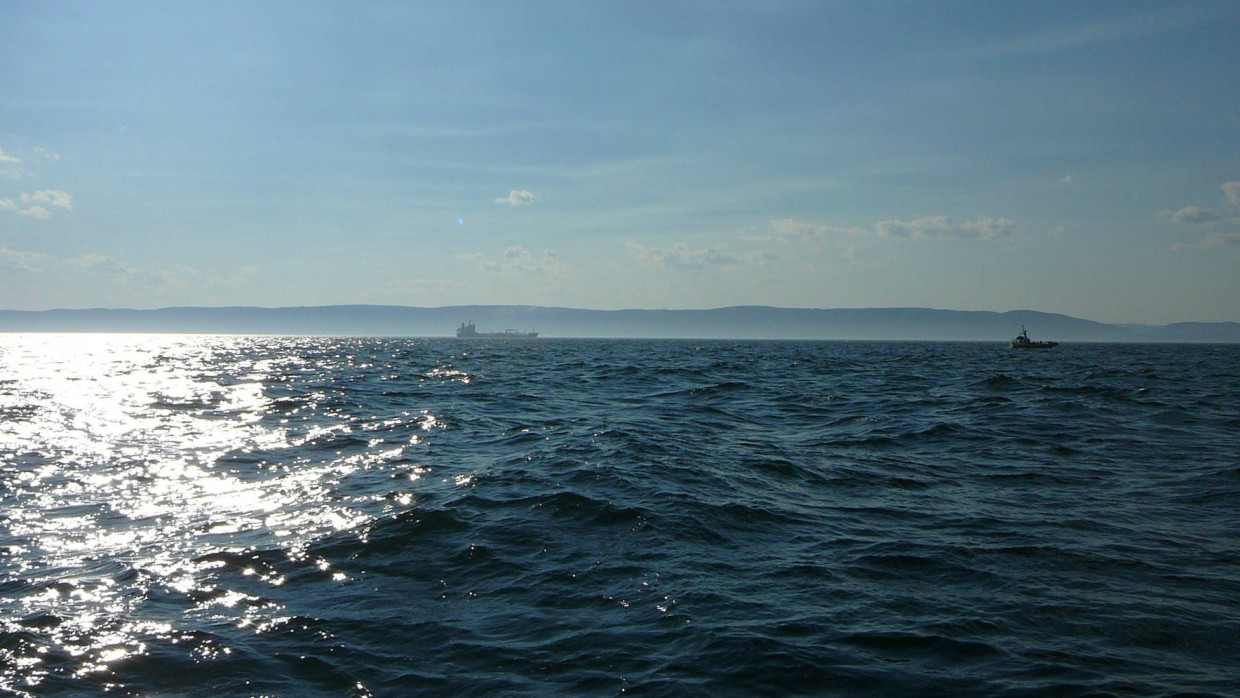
2, 1, 1239, 324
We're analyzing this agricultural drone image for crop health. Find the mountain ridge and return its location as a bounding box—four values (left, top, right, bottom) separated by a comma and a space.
1, 305, 1238, 342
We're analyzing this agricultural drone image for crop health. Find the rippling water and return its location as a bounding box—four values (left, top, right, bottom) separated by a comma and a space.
2, 335, 1238, 696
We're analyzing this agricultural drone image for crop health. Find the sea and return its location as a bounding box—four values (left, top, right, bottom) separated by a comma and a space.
1, 334, 1237, 697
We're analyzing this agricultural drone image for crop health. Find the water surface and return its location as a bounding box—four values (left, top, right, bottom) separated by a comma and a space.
2, 336, 1237, 695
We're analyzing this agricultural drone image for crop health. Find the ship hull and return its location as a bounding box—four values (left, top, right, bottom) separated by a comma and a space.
456, 320, 538, 338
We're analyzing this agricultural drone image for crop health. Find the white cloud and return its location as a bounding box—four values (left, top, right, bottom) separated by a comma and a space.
495, 189, 536, 206
626, 241, 776, 268
875, 215, 1016, 240
0, 247, 172, 285
1175, 232, 1240, 252
23, 189, 73, 209
0, 147, 23, 178
0, 146, 62, 178
767, 218, 863, 242
1206, 233, 1240, 248
375, 277, 464, 303
0, 247, 49, 272
765, 215, 1017, 244
58, 252, 181, 286
1, 189, 73, 218
1223, 181, 1240, 207
1169, 206, 1220, 224
465, 246, 570, 278
0, 245, 262, 308
2, 198, 50, 218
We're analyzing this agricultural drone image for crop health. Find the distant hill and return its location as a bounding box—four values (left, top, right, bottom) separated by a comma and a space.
1, 305, 1238, 342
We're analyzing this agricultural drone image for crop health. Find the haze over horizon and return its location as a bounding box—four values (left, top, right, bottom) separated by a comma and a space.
3, 2, 1239, 324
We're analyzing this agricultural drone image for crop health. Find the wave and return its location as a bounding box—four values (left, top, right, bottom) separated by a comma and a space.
2, 336, 1238, 696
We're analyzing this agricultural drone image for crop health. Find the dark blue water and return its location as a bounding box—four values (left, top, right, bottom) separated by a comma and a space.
2, 335, 1238, 696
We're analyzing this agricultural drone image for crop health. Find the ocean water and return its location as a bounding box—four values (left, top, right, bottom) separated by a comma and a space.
1, 334, 1237, 697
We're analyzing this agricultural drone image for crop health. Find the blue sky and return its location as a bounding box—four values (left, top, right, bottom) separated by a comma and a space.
2, 1, 1238, 323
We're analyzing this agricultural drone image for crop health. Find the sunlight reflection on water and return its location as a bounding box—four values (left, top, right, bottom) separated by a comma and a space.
0, 334, 401, 693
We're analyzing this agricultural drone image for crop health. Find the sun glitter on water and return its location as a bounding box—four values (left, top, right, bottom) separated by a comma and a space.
0, 334, 421, 694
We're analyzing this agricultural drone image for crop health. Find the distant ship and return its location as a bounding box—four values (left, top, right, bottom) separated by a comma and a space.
456, 320, 539, 339
1011, 326, 1058, 349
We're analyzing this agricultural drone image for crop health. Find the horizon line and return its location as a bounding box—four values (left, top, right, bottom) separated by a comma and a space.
3, 303, 1239, 328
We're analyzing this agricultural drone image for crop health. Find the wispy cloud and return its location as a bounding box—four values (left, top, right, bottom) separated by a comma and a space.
1, 146, 62, 179
0, 246, 261, 306
766, 218, 863, 242
1, 189, 74, 218
1207, 233, 1240, 247
0, 247, 49, 272
1223, 181, 1240, 207
875, 215, 1016, 240
971, 5, 1222, 62
495, 189, 536, 206
626, 241, 776, 269
24, 190, 73, 208
766, 215, 1016, 244
375, 277, 464, 303
464, 246, 570, 278
1, 144, 73, 219
1164, 182, 1240, 229
0, 198, 48, 218
1175, 232, 1240, 253
0, 248, 144, 281
0, 147, 24, 178
1169, 206, 1220, 224
1166, 183, 1240, 251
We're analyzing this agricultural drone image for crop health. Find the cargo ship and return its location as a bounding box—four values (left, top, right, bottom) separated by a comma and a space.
456, 320, 539, 339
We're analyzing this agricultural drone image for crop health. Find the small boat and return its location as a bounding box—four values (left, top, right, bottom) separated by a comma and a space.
1010, 326, 1057, 349
456, 320, 538, 339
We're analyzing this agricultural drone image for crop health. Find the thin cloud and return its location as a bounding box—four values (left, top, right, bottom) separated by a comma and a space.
0, 147, 21, 172
0, 148, 24, 178
1, 189, 74, 218
1205, 232, 1240, 248
970, 5, 1222, 62
495, 189, 536, 206
464, 246, 570, 278
626, 241, 776, 268
767, 218, 863, 242
0, 198, 47, 218
1223, 181, 1240, 207
0, 248, 151, 283
767, 215, 1016, 243
376, 277, 464, 302
24, 190, 73, 209
1175, 232, 1240, 252
1170, 206, 1220, 224
0, 146, 62, 178
64, 252, 176, 286
0, 247, 49, 272
875, 215, 1016, 240
0, 246, 251, 302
